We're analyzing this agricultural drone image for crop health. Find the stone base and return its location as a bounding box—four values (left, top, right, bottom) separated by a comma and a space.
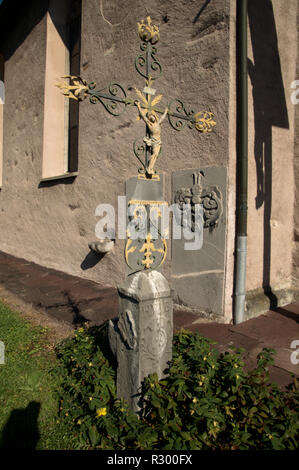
244, 285, 299, 321
109, 270, 173, 413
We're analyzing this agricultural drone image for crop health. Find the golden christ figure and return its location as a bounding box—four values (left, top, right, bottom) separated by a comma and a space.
135, 100, 168, 175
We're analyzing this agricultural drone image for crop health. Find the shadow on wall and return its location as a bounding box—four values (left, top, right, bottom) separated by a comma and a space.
0, 0, 49, 61
247, 0, 289, 308
193, 0, 212, 24
81, 250, 106, 270
0, 0, 73, 59
0, 401, 41, 449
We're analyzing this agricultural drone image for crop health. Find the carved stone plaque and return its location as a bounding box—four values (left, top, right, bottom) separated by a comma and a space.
171, 167, 227, 316
125, 175, 167, 274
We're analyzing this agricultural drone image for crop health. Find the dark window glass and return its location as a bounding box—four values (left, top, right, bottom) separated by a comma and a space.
68, 0, 82, 173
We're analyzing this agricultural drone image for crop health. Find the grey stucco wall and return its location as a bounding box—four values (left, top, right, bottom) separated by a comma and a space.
293, 0, 299, 292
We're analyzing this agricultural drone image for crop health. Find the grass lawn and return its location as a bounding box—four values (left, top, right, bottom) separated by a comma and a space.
0, 301, 73, 449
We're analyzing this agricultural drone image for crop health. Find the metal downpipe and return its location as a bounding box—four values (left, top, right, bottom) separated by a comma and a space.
234, 0, 248, 325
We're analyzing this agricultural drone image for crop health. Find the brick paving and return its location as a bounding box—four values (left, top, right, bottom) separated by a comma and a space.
0, 250, 298, 388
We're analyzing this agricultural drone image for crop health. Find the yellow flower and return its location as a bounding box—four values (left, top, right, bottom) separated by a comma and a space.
236, 375, 239, 379
211, 365, 215, 369
234, 363, 238, 368
192, 398, 197, 403
267, 434, 273, 440
96, 407, 107, 418
89, 397, 93, 401
77, 419, 81, 425
199, 375, 205, 385
78, 328, 84, 333
88, 362, 93, 367
203, 356, 207, 361
190, 410, 195, 415
225, 407, 233, 417
213, 420, 217, 427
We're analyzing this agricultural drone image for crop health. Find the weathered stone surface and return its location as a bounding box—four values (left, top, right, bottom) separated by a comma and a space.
244, 286, 297, 320
109, 270, 173, 412
125, 176, 166, 274
88, 240, 115, 254
293, 3, 299, 290
171, 167, 227, 316
245, 0, 297, 302
126, 176, 164, 204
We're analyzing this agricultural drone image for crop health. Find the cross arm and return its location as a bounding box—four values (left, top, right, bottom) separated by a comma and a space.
56, 76, 216, 133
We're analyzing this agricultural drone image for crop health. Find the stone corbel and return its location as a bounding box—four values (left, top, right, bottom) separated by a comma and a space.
88, 239, 115, 254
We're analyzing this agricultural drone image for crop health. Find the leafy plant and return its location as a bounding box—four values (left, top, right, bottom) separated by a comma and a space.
53, 325, 299, 450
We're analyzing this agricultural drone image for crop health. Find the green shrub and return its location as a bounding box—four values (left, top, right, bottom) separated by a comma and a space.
53, 324, 299, 450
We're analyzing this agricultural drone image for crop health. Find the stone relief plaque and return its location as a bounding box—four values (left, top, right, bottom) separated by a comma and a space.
125, 176, 167, 274
171, 167, 227, 316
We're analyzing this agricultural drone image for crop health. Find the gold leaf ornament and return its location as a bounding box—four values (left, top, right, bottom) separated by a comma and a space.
56, 75, 88, 101
134, 86, 163, 122
151, 94, 163, 107
193, 111, 216, 133
134, 87, 148, 106
137, 16, 160, 44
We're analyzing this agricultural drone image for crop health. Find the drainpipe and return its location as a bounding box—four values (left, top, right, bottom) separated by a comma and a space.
234, 0, 248, 324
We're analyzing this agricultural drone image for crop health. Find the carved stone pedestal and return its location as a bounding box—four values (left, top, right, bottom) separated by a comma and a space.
108, 270, 173, 413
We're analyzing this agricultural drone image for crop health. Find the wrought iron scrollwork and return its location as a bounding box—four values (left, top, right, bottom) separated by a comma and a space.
88, 82, 128, 116
168, 99, 216, 133
168, 99, 195, 131
135, 42, 162, 81
133, 140, 147, 172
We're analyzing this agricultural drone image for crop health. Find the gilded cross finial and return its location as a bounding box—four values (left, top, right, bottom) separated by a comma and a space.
137, 16, 160, 44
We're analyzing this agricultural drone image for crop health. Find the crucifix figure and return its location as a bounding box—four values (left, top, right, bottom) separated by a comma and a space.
135, 100, 168, 175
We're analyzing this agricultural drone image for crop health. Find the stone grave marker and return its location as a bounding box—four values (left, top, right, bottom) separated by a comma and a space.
172, 167, 227, 316
109, 270, 173, 412
57, 16, 217, 412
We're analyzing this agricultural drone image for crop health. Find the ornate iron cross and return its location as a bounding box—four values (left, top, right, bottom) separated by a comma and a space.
56, 16, 216, 178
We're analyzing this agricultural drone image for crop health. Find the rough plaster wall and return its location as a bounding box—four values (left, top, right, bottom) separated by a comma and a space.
246, 0, 297, 293
0, 3, 48, 264
224, 0, 298, 321
0, 0, 231, 289
224, 0, 236, 320
293, 1, 299, 290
